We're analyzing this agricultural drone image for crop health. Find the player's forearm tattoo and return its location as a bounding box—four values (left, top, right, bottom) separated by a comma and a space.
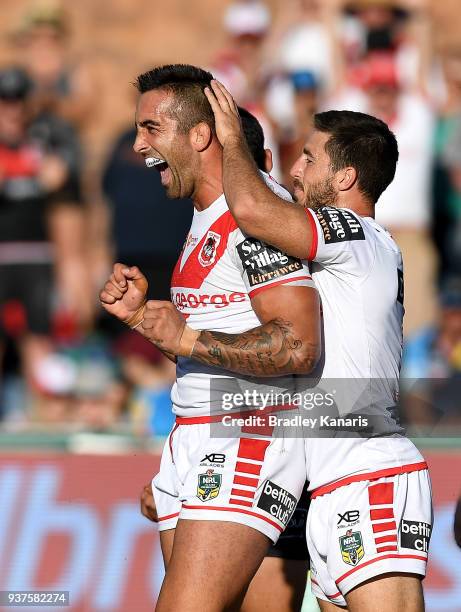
191, 318, 314, 376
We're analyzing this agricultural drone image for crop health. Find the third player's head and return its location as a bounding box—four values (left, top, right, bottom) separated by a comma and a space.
133, 64, 216, 199
290, 110, 398, 210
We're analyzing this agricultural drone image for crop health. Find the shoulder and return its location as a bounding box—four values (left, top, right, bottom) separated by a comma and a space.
311, 207, 367, 244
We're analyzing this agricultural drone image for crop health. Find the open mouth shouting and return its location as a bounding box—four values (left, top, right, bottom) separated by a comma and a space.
145, 156, 171, 187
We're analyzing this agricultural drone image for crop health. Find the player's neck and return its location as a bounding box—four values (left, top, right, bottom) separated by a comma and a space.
191, 153, 224, 211
337, 194, 375, 218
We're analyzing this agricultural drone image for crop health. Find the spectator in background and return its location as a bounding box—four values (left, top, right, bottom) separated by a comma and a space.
431, 54, 461, 283
210, 1, 283, 179
439, 115, 461, 279
263, 0, 338, 94
402, 280, 461, 429
12, 0, 95, 130
330, 51, 436, 334
0, 66, 89, 417
342, 0, 432, 91
113, 332, 175, 437
271, 70, 321, 184
212, 0, 271, 104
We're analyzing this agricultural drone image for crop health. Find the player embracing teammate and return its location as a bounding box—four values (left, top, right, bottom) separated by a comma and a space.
100, 65, 432, 612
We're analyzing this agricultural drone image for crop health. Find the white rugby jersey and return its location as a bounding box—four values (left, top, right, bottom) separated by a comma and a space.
170, 175, 314, 417
302, 206, 424, 492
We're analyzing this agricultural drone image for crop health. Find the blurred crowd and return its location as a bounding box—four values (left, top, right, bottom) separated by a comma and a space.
0, 0, 461, 435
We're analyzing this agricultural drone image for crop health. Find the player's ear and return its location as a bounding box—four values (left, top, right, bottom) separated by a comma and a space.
336, 166, 357, 191
190, 122, 212, 152
264, 148, 273, 173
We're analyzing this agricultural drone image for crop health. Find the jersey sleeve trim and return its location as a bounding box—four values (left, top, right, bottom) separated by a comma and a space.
248, 275, 312, 299
304, 208, 318, 260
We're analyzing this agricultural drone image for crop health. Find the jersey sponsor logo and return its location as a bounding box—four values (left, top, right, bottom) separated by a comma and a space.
198, 231, 221, 267
337, 510, 360, 527
197, 469, 222, 502
236, 238, 303, 288
172, 290, 246, 311
339, 529, 365, 566
257, 480, 297, 526
316, 208, 365, 244
201, 453, 225, 464
200, 453, 226, 469
400, 520, 431, 553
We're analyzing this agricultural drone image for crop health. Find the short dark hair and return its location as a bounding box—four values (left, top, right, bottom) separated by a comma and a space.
313, 110, 399, 204
238, 106, 266, 171
135, 64, 215, 133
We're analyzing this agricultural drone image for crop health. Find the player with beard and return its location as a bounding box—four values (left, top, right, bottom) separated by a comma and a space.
135, 78, 433, 611
100, 65, 320, 612
191, 80, 432, 612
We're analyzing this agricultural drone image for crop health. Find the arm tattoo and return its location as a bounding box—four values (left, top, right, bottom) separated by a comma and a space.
191, 318, 311, 376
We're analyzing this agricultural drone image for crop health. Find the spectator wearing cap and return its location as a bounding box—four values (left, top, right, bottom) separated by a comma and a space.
328, 51, 437, 335
0, 66, 89, 415
262, 0, 339, 95
211, 0, 271, 104
402, 280, 461, 428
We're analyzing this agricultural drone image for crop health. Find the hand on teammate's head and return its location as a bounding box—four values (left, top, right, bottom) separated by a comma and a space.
204, 80, 245, 149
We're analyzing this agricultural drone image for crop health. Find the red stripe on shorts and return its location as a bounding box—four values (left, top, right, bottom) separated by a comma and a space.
368, 482, 394, 506
229, 499, 253, 507
231, 488, 255, 499
233, 475, 259, 487
336, 553, 428, 585
237, 438, 271, 461
182, 504, 283, 532
374, 534, 398, 545
370, 508, 394, 521
235, 461, 262, 476
158, 511, 180, 522
372, 521, 397, 533
376, 545, 398, 553
310, 577, 341, 600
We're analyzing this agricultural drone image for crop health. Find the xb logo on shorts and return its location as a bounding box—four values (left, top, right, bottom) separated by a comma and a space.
339, 529, 365, 566
199, 231, 221, 267
197, 469, 222, 502
337, 510, 360, 527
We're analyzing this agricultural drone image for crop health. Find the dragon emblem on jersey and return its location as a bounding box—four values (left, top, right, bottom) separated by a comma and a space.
198, 231, 221, 267
197, 469, 222, 502
339, 530, 364, 566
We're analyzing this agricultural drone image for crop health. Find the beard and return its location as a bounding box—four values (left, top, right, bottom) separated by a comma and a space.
296, 175, 338, 210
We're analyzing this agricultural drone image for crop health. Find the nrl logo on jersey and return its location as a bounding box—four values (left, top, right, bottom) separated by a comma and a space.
197, 469, 222, 502
198, 231, 221, 267
339, 530, 365, 566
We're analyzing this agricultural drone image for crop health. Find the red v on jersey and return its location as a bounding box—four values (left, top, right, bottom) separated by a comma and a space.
172, 210, 238, 290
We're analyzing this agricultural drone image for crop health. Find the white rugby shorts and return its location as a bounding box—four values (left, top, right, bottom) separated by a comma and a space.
307, 466, 433, 606
152, 416, 306, 543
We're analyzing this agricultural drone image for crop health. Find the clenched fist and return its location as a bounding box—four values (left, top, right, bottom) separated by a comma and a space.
140, 300, 187, 354
99, 263, 148, 326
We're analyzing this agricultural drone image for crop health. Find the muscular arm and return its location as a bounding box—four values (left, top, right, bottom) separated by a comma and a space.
190, 285, 320, 377
221, 138, 313, 260
204, 81, 313, 259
